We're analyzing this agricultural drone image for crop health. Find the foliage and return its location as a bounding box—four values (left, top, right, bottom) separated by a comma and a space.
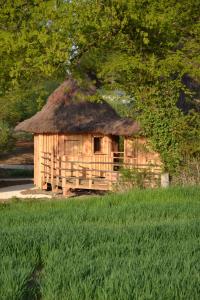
0, 1, 64, 134
171, 156, 200, 186
135, 80, 200, 171
101, 89, 134, 117
0, 0, 200, 171
0, 79, 60, 127
116, 167, 157, 190
0, 121, 15, 153
67, 0, 200, 172
14, 131, 33, 142
0, 1, 70, 93
0, 187, 200, 299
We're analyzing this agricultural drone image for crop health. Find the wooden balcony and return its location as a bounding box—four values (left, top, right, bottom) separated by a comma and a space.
40, 152, 162, 194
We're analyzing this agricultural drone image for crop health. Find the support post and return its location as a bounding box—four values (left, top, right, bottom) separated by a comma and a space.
88, 176, 92, 189
54, 156, 61, 193
61, 155, 66, 194
51, 152, 56, 190
61, 156, 70, 196
75, 163, 79, 188
161, 172, 169, 187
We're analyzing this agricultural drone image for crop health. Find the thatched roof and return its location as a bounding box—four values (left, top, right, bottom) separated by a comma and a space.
15, 78, 140, 136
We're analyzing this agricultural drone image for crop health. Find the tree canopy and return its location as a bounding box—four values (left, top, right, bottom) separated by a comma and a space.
0, 0, 200, 170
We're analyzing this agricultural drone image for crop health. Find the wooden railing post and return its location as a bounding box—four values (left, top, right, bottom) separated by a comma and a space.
46, 152, 50, 183
54, 155, 61, 193
39, 151, 45, 189
51, 152, 56, 190
61, 155, 66, 194
62, 156, 70, 196
161, 172, 169, 187
75, 162, 79, 188
109, 156, 112, 190
41, 152, 48, 190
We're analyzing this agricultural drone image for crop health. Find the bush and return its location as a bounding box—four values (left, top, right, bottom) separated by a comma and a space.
114, 167, 160, 191
171, 156, 200, 186
0, 121, 15, 153
14, 131, 33, 142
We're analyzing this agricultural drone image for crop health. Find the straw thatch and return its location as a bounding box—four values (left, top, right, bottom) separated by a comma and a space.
15, 78, 140, 136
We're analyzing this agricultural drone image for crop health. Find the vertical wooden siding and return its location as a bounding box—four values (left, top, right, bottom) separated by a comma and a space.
34, 133, 162, 191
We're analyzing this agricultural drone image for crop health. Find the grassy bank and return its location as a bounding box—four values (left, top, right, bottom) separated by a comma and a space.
0, 187, 200, 299
0, 168, 33, 178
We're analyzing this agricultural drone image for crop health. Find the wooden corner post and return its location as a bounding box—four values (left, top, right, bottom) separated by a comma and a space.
62, 156, 70, 196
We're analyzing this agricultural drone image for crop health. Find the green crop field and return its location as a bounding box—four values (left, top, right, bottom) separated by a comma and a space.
0, 187, 200, 300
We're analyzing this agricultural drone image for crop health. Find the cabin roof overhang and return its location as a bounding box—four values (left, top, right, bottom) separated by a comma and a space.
15, 78, 140, 136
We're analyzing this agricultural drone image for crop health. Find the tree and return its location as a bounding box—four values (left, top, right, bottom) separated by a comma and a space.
67, 0, 200, 171
0, 121, 15, 153
0, 0, 200, 171
0, 79, 60, 126
0, 0, 72, 92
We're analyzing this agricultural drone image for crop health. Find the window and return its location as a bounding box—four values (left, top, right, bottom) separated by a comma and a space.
94, 137, 102, 153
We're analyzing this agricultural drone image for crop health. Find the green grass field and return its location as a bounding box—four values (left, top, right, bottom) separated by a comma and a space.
0, 187, 200, 300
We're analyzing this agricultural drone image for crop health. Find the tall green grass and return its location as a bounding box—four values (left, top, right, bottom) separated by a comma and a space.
0, 187, 200, 299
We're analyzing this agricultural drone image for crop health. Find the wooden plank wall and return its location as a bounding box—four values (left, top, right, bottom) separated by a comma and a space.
57, 134, 110, 156
35, 133, 113, 186
34, 134, 58, 188
59, 134, 112, 179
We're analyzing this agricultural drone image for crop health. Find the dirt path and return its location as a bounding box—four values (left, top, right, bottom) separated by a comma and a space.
0, 141, 33, 165
0, 178, 33, 188
0, 178, 33, 181
0, 164, 33, 170
0, 184, 52, 200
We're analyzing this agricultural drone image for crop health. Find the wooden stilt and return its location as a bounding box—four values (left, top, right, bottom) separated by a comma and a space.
63, 184, 71, 196
88, 178, 92, 189
42, 183, 48, 190
51, 152, 56, 190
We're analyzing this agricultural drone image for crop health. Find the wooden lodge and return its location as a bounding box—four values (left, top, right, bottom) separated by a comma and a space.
15, 79, 162, 195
